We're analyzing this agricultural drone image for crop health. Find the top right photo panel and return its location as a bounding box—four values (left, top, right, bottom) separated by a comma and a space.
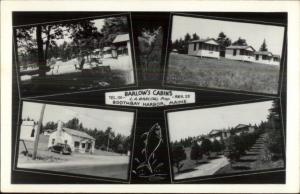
166, 14, 285, 95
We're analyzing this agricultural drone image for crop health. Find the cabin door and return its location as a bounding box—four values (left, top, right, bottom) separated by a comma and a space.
220, 50, 225, 57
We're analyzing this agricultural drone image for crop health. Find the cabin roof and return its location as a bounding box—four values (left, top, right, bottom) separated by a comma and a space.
62, 127, 95, 140
188, 38, 219, 45
113, 34, 130, 43
209, 129, 222, 135
226, 45, 256, 51
21, 120, 35, 126
235, 124, 249, 129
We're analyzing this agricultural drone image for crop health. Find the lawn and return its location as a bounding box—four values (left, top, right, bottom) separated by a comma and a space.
20, 56, 134, 97
166, 53, 281, 94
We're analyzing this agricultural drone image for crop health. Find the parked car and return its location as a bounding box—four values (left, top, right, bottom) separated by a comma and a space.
49, 143, 72, 155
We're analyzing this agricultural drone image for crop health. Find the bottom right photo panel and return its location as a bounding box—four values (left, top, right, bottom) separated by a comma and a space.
167, 100, 285, 181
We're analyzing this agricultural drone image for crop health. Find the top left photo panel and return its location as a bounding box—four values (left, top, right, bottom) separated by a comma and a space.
13, 13, 136, 98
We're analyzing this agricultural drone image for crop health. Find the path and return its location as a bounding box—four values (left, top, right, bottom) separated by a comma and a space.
175, 155, 229, 180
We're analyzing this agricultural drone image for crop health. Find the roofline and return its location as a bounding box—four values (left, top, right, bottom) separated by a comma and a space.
226, 45, 256, 51
62, 129, 96, 141
188, 38, 219, 44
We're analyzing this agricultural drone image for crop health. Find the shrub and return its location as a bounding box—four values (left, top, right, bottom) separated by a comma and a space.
190, 141, 202, 163
211, 139, 223, 154
200, 138, 212, 156
172, 144, 187, 173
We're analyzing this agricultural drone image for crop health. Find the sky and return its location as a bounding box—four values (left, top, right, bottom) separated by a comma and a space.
171, 15, 285, 55
168, 100, 273, 142
22, 101, 134, 136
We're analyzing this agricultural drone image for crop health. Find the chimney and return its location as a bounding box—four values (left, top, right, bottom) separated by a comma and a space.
56, 120, 64, 143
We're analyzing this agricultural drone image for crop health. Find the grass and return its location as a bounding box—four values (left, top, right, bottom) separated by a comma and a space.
167, 53, 280, 94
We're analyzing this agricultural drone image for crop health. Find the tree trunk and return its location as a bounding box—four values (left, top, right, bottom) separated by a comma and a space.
36, 25, 46, 76
44, 25, 52, 63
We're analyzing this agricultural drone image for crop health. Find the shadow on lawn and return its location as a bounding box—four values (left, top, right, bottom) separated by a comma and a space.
231, 165, 251, 170
237, 159, 257, 163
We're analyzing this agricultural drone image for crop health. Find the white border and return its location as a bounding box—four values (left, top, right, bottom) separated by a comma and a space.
1, 0, 300, 193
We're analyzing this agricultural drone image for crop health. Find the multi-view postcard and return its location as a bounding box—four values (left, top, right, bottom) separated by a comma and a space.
8, 11, 287, 186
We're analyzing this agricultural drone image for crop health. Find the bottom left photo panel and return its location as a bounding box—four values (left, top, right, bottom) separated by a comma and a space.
14, 101, 136, 182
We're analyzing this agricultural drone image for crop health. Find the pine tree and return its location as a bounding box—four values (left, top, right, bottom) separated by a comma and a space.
259, 39, 268, 51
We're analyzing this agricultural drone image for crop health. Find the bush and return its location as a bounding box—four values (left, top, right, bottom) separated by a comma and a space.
265, 128, 283, 159
190, 141, 202, 163
200, 138, 212, 156
172, 144, 187, 173
211, 139, 223, 154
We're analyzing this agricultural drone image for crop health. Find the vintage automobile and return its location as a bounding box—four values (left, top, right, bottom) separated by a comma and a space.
49, 143, 72, 155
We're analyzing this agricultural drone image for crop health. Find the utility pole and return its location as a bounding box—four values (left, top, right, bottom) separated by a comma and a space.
107, 133, 110, 152
32, 104, 46, 160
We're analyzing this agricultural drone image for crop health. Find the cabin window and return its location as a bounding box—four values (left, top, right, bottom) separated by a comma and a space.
199, 43, 202, 50
74, 141, 80, 148
262, 55, 267, 60
52, 138, 55, 145
240, 50, 244, 55
64, 140, 68, 144
82, 143, 85, 148
193, 43, 197, 51
256, 55, 259, 60
30, 128, 35, 137
233, 49, 237, 56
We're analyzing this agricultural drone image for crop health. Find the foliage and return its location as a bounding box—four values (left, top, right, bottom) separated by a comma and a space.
259, 39, 268, 51
216, 32, 232, 49
211, 139, 223, 153
232, 37, 248, 46
265, 101, 283, 159
200, 138, 212, 155
172, 144, 187, 173
190, 141, 202, 162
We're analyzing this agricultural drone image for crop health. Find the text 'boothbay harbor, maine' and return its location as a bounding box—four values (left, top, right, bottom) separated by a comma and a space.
105, 89, 195, 107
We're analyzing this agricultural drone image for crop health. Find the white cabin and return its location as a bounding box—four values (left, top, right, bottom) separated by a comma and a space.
225, 45, 256, 62
48, 121, 95, 154
188, 38, 220, 59
19, 120, 38, 141
254, 51, 280, 65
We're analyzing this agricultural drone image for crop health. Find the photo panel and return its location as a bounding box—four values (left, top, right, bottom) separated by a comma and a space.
15, 100, 136, 181
166, 100, 285, 182
165, 14, 286, 95
14, 13, 137, 97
